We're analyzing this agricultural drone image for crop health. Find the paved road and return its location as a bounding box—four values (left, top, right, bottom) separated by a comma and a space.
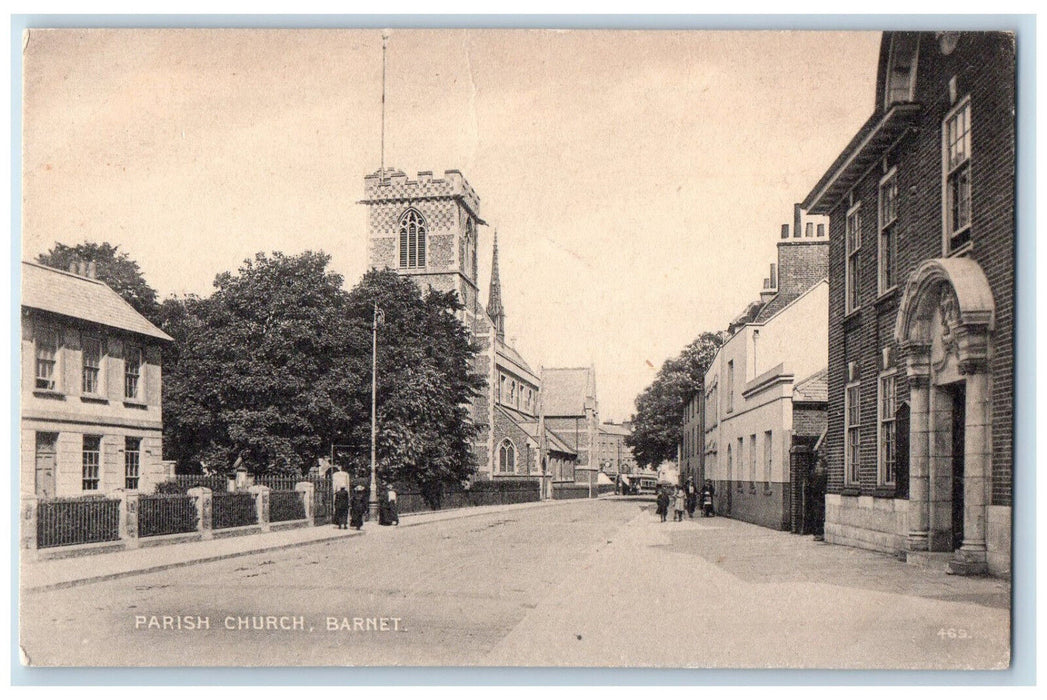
19, 498, 1009, 668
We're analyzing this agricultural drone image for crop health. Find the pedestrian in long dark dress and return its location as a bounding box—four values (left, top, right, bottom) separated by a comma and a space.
349, 485, 367, 530
685, 479, 698, 518
333, 486, 350, 529
701, 480, 716, 517
378, 486, 395, 526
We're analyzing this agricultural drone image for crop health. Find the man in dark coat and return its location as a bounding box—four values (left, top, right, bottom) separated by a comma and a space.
685, 479, 698, 518
349, 485, 367, 530
656, 489, 670, 522
333, 486, 350, 529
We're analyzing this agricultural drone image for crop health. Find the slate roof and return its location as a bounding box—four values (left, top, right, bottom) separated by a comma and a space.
793, 368, 828, 404
600, 422, 631, 437
541, 366, 595, 417
496, 340, 539, 383
512, 421, 578, 457
21, 262, 173, 341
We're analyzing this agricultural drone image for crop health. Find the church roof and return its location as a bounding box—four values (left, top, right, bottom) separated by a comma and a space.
600, 422, 631, 437
21, 261, 172, 342
509, 419, 578, 457
541, 366, 596, 417
496, 341, 539, 384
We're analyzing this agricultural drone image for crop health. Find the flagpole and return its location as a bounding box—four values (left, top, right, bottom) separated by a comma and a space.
380, 32, 388, 185
369, 301, 380, 520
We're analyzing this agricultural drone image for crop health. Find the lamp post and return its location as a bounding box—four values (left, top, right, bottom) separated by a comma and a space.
368, 302, 383, 520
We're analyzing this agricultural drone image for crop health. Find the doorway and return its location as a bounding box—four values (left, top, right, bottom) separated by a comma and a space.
950, 383, 966, 551
35, 432, 57, 499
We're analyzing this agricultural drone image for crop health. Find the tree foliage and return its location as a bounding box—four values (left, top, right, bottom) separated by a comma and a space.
340, 269, 485, 502
161, 252, 359, 474
626, 331, 724, 468
37, 241, 161, 323
161, 258, 484, 496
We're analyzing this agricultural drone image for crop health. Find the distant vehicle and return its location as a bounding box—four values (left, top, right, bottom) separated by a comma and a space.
636, 475, 658, 494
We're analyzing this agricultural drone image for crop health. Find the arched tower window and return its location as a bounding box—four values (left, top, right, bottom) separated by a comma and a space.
498, 439, 516, 473
399, 209, 427, 269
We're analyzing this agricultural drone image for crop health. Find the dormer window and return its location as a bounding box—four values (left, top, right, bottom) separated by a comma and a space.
884, 33, 920, 109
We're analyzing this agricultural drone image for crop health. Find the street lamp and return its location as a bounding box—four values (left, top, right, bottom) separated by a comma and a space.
369, 302, 384, 520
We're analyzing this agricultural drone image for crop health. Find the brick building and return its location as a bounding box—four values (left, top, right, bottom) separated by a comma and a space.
21, 261, 173, 498
595, 421, 637, 478
702, 211, 829, 530
679, 390, 704, 486
802, 32, 1015, 577
541, 366, 601, 490
362, 168, 577, 489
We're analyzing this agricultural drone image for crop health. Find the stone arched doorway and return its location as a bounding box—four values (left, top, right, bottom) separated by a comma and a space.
895, 258, 994, 575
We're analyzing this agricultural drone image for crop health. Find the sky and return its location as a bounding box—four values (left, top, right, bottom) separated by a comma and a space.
21, 28, 882, 422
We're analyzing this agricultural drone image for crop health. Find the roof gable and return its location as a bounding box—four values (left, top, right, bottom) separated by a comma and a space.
541, 366, 595, 417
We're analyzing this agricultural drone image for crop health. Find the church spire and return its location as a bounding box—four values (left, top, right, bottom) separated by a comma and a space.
488, 230, 506, 344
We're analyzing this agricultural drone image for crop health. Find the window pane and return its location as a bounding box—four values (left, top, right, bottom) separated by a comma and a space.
124, 347, 142, 399
35, 328, 57, 390
125, 437, 141, 490
83, 435, 101, 490
82, 337, 101, 394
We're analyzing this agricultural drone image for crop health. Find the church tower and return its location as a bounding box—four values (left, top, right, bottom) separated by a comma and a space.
487, 230, 506, 344
362, 167, 498, 477
362, 168, 486, 327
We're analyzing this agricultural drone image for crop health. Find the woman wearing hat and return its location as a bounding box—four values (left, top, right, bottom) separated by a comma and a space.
349, 485, 367, 530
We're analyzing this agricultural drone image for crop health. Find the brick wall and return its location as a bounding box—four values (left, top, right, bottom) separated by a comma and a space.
824, 32, 1014, 506
792, 405, 827, 439
492, 409, 536, 476
777, 240, 829, 296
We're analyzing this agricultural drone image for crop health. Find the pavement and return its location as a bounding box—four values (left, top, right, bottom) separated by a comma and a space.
20, 496, 580, 592
19, 497, 1010, 669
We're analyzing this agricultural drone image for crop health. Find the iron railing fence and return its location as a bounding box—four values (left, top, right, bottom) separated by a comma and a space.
169, 474, 229, 493
253, 475, 303, 491
37, 496, 121, 549
138, 493, 198, 538
311, 477, 333, 525
269, 490, 306, 522
212, 492, 258, 529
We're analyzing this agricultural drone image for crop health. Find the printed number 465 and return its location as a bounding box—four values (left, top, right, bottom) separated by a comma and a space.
937, 628, 971, 639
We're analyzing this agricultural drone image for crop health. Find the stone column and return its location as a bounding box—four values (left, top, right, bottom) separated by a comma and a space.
905, 352, 931, 552
951, 366, 990, 574
295, 481, 315, 522
21, 495, 39, 555
249, 485, 271, 532
117, 490, 141, 548
188, 487, 213, 540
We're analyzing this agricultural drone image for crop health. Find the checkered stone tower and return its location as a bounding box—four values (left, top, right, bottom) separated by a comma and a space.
361, 168, 497, 477
362, 168, 486, 326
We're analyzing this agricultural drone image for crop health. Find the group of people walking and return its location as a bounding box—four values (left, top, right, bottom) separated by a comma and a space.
333, 483, 399, 530
655, 479, 715, 522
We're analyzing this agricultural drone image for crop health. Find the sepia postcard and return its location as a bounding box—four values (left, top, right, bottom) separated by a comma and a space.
17, 26, 1019, 671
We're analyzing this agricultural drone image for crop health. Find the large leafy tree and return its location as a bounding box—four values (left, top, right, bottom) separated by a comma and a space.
161, 252, 362, 474
626, 331, 723, 468
341, 269, 485, 504
37, 241, 161, 323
